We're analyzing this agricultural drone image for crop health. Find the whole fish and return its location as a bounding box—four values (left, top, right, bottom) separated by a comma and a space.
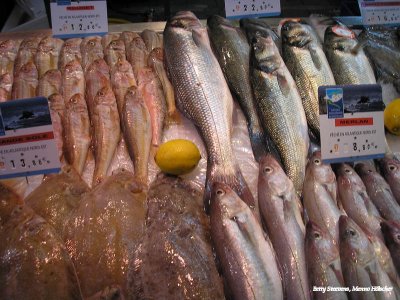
303, 151, 342, 244
111, 59, 136, 115
59, 38, 82, 70
210, 182, 283, 299
336, 163, 384, 240
14, 37, 41, 75
37, 69, 62, 97
251, 34, 310, 193
381, 220, 400, 274
378, 157, 400, 205
240, 18, 281, 52
122, 86, 151, 185
11, 61, 38, 99
121, 31, 140, 49
92, 86, 120, 186
147, 47, 180, 123
25, 166, 89, 237
258, 155, 309, 300
48, 93, 65, 160
324, 25, 376, 84
207, 15, 272, 162
305, 221, 347, 300
36, 36, 64, 77
339, 215, 396, 300
63, 93, 91, 175
133, 175, 225, 299
355, 162, 400, 221
0, 39, 21, 77
137, 67, 166, 150
127, 36, 149, 77
281, 20, 336, 139
141, 29, 163, 51
64, 171, 146, 298
81, 36, 104, 71
164, 11, 254, 209
0, 72, 12, 101
62, 59, 85, 103
105, 39, 126, 68
101, 33, 120, 49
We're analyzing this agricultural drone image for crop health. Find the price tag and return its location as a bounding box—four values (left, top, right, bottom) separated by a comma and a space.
319, 84, 386, 164
358, 0, 400, 25
224, 0, 281, 19
0, 97, 61, 179
50, 0, 108, 38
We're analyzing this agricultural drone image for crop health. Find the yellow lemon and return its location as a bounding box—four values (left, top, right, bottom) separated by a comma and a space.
384, 98, 400, 135
155, 139, 201, 175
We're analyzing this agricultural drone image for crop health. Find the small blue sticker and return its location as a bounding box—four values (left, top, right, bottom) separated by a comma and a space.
326, 88, 344, 119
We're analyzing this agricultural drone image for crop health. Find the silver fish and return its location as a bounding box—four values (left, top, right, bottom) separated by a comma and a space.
164, 11, 254, 209
240, 18, 281, 52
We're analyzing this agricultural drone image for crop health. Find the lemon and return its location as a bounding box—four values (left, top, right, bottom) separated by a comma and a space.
155, 139, 201, 175
384, 98, 400, 135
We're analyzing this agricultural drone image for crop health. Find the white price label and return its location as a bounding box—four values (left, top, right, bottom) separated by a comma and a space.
224, 0, 281, 19
358, 0, 400, 25
319, 85, 386, 164
0, 97, 61, 179
50, 0, 108, 38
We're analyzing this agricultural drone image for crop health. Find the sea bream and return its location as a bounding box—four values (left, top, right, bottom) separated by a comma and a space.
59, 38, 82, 71
104, 39, 126, 68
0, 39, 21, 78
0, 72, 12, 101
36, 36, 64, 77
14, 37, 41, 75
164, 11, 254, 209
62, 59, 85, 103
11, 61, 38, 99
381, 220, 400, 274
127, 36, 149, 77
37, 69, 62, 98
81, 36, 104, 71
48, 93, 65, 160
240, 18, 282, 53
111, 59, 137, 115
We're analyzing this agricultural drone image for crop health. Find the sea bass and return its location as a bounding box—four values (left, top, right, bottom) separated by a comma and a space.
122, 86, 151, 185
62, 59, 85, 103
210, 182, 283, 299
164, 11, 254, 209
251, 34, 309, 193
208, 15, 271, 161
281, 20, 336, 139
59, 38, 82, 71
305, 221, 347, 300
324, 25, 376, 84
303, 151, 342, 244
240, 18, 282, 53
36, 36, 64, 77
64, 93, 91, 175
378, 157, 400, 205
258, 155, 309, 300
381, 220, 400, 274
355, 162, 400, 221
11, 61, 38, 99
37, 69, 62, 97
132, 175, 225, 299
111, 59, 137, 115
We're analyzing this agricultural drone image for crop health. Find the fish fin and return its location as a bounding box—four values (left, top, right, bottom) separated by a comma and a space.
329, 258, 345, 286
365, 259, 380, 286
309, 46, 322, 70
277, 73, 291, 97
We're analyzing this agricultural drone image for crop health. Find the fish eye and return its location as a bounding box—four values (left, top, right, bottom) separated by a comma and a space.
346, 229, 356, 236
367, 169, 372, 173
263, 166, 273, 174
314, 158, 321, 165
216, 189, 225, 196
396, 234, 400, 241
345, 168, 352, 174
389, 164, 397, 171
313, 232, 321, 239
89, 41, 96, 46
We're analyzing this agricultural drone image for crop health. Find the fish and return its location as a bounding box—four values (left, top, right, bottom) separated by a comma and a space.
305, 221, 347, 300
127, 36, 149, 77
14, 37, 41, 75
64, 171, 146, 298
210, 182, 283, 299
281, 20, 336, 139
36, 36, 64, 77
339, 215, 396, 300
25, 166, 89, 237
121, 31, 140, 49
0, 39, 21, 77
59, 38, 82, 70
63, 93, 91, 175
141, 29, 163, 51
250, 34, 310, 193
92, 86, 120, 186
355, 162, 400, 221
207, 15, 273, 162
258, 155, 309, 299
62, 59, 85, 103
110, 59, 136, 115
122, 86, 151, 185
137, 67, 166, 150
101, 33, 120, 49
240, 18, 282, 52
48, 93, 65, 160
81, 36, 104, 71
0, 72, 12, 101
11, 61, 38, 99
324, 25, 376, 84
336, 163, 384, 240
37, 69, 62, 98
164, 11, 254, 209
303, 151, 343, 244
105, 39, 126, 68
381, 220, 400, 275
378, 157, 400, 205
147, 47, 180, 123
132, 175, 224, 299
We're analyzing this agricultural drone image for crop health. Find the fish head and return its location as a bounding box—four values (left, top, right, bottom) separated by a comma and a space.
19, 61, 38, 78
167, 11, 203, 32
86, 58, 109, 75
207, 15, 235, 31
336, 163, 363, 188
38, 37, 55, 52
66, 93, 86, 110
211, 182, 247, 220
48, 93, 65, 111
130, 37, 147, 51
107, 39, 125, 52
113, 59, 132, 74
378, 157, 400, 181
306, 151, 336, 184
324, 25, 357, 54
147, 47, 164, 68
381, 220, 400, 248
305, 221, 339, 262
240, 18, 278, 42
94, 86, 116, 105
0, 183, 24, 225
259, 154, 293, 196
20, 37, 40, 51
354, 162, 376, 182
42, 69, 61, 83
65, 59, 83, 74
0, 72, 12, 85
281, 20, 315, 48
125, 86, 140, 102
0, 39, 16, 53
252, 36, 281, 73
